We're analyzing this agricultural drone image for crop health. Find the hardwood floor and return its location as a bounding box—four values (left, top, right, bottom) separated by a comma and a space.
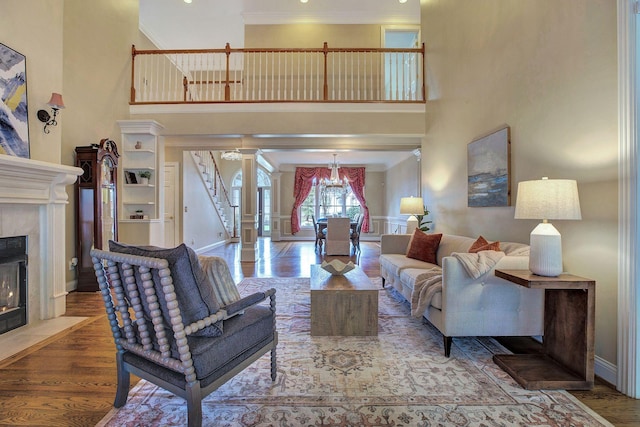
0, 239, 637, 426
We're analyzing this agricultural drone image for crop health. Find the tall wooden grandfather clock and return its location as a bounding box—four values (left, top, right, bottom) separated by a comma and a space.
75, 138, 119, 292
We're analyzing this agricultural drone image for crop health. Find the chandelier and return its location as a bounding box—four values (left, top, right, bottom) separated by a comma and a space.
319, 154, 349, 194
221, 149, 242, 161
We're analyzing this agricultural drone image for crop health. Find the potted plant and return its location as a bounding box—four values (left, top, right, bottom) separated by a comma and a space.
138, 170, 151, 185
416, 205, 432, 232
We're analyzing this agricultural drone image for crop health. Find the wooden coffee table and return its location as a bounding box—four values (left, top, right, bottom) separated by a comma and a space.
310, 264, 378, 336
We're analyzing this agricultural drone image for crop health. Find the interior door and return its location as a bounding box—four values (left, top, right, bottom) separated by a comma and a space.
164, 162, 179, 247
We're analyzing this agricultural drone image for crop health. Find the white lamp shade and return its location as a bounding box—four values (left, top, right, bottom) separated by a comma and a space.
400, 197, 424, 215
514, 178, 581, 220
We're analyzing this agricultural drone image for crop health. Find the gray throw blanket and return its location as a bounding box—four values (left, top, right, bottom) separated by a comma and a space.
410, 251, 505, 318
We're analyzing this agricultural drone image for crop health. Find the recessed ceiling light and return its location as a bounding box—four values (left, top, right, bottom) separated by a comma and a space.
184, 0, 192, 4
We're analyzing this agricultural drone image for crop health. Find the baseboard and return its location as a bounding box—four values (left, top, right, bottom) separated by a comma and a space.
66, 280, 77, 293
595, 355, 617, 387
195, 240, 227, 254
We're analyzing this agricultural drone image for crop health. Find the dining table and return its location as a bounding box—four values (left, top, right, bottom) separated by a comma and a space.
317, 218, 358, 234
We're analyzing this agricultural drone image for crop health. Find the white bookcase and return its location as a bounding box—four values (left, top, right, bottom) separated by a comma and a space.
117, 120, 165, 246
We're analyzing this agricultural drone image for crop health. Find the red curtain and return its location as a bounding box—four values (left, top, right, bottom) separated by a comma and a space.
290, 166, 370, 234
340, 167, 370, 233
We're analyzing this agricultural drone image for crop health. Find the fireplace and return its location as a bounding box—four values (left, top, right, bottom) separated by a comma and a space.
0, 236, 27, 335
0, 155, 82, 329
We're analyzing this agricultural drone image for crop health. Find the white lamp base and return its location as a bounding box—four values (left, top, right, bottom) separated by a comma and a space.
406, 215, 419, 234
529, 222, 563, 277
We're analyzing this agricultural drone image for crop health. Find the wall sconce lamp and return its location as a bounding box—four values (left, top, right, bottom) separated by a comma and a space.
37, 93, 65, 134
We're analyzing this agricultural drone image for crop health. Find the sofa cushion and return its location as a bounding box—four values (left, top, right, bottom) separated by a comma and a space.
500, 241, 530, 256
469, 236, 501, 253
109, 241, 223, 337
380, 254, 438, 277
406, 230, 442, 264
436, 234, 477, 265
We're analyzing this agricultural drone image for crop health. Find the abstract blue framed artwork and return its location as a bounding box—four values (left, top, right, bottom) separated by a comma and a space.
0, 43, 30, 158
467, 125, 511, 207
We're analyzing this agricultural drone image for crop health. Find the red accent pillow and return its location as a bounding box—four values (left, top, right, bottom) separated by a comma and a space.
406, 230, 443, 264
469, 235, 501, 253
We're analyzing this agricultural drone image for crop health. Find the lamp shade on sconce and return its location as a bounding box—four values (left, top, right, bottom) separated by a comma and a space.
514, 177, 581, 276
37, 93, 65, 133
47, 93, 65, 110
400, 196, 424, 234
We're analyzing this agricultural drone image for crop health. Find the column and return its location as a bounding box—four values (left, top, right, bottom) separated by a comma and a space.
240, 150, 258, 262
270, 172, 282, 242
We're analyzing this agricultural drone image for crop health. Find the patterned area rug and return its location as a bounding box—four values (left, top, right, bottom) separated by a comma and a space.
96, 277, 612, 427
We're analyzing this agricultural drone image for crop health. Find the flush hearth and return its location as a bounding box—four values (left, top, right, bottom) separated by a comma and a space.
0, 236, 28, 335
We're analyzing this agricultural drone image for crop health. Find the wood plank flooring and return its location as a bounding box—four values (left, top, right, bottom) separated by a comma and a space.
0, 240, 637, 426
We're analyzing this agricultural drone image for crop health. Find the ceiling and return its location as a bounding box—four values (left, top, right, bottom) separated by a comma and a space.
139, 0, 422, 170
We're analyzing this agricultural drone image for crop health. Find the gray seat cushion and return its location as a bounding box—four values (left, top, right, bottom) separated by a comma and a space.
109, 241, 223, 337
188, 305, 275, 381
122, 305, 274, 388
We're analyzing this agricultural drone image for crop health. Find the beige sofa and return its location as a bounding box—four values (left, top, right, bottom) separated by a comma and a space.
380, 233, 544, 357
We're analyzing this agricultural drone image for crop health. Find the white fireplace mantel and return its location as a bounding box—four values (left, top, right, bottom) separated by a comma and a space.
0, 155, 82, 321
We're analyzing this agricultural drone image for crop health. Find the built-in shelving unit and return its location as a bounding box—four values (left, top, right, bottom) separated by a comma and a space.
117, 120, 165, 246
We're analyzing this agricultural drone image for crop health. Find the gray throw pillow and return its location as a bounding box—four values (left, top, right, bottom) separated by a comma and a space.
109, 241, 223, 337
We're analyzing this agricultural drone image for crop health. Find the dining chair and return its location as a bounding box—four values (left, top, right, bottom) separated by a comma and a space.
312, 215, 325, 252
351, 213, 365, 254
325, 217, 351, 255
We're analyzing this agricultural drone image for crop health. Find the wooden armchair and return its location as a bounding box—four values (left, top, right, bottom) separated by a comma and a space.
91, 243, 277, 427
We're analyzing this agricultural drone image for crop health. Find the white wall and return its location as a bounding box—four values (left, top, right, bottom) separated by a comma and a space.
421, 0, 618, 369
385, 154, 421, 233
0, 0, 64, 164
182, 152, 227, 250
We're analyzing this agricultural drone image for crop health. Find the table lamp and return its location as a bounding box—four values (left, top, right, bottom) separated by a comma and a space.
514, 177, 581, 276
400, 196, 424, 234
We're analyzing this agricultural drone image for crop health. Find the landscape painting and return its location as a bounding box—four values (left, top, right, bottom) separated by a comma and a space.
467, 126, 510, 207
0, 43, 30, 158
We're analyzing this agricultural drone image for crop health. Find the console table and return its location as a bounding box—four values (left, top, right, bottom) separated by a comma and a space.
493, 269, 595, 390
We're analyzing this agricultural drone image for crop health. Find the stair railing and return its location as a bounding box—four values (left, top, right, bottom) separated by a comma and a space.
193, 150, 238, 238
130, 42, 425, 104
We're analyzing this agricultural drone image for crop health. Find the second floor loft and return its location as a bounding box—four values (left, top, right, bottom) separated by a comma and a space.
130, 43, 426, 105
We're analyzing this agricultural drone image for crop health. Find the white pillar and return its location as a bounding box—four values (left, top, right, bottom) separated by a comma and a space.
270, 172, 282, 241
240, 150, 258, 262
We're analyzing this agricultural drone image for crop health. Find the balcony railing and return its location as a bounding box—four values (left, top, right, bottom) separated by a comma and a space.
130, 43, 425, 104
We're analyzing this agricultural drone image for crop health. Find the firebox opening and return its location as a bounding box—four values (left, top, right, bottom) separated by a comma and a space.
0, 236, 28, 335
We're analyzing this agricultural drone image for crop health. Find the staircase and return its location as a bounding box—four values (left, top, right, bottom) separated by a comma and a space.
190, 151, 238, 240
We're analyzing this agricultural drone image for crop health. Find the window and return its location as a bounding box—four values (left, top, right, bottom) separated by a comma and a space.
300, 182, 361, 227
